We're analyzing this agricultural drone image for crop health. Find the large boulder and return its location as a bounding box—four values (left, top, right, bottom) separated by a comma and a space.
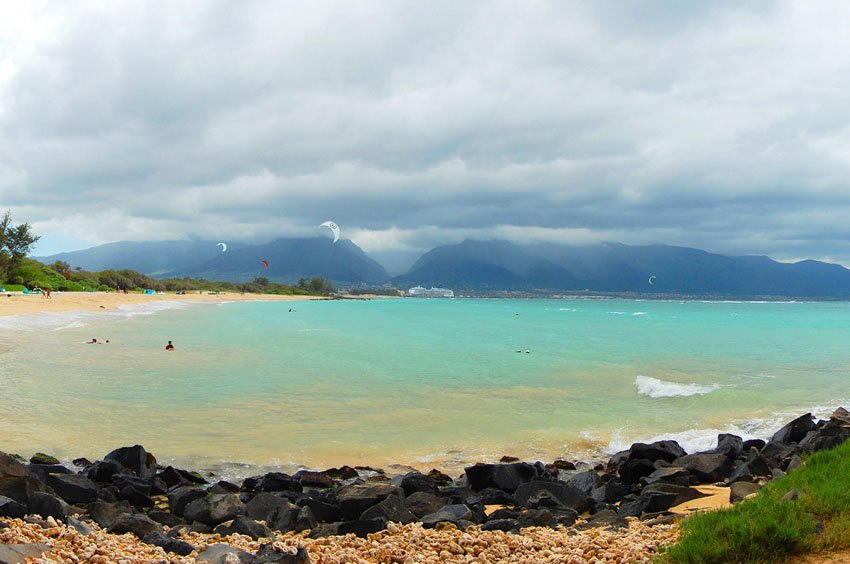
269, 500, 302, 533
464, 463, 537, 493
214, 515, 272, 540
567, 471, 603, 496
184, 493, 247, 526
158, 466, 208, 489
715, 434, 744, 458
254, 472, 302, 494
142, 531, 196, 556
618, 459, 656, 485
295, 496, 342, 523
673, 454, 734, 484
107, 513, 163, 538
730, 481, 761, 503
421, 504, 472, 528
26, 464, 72, 482
642, 467, 690, 487
294, 505, 318, 532
86, 460, 126, 483
465, 488, 515, 506
337, 518, 387, 537
168, 486, 207, 517
118, 485, 155, 509
627, 441, 687, 464
591, 477, 632, 504
404, 491, 446, 519
337, 483, 402, 520
798, 425, 850, 454
514, 481, 590, 513
104, 445, 157, 479
0, 452, 45, 506
617, 490, 678, 518
771, 413, 815, 445
727, 452, 772, 483
399, 472, 439, 496
247, 492, 292, 523
45, 473, 98, 504
87, 500, 135, 529
27, 492, 68, 520
294, 471, 335, 489
0, 543, 51, 563
0, 495, 26, 518
29, 453, 60, 465
359, 493, 416, 524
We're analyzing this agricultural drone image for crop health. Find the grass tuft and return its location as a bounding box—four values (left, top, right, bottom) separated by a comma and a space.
663, 439, 850, 563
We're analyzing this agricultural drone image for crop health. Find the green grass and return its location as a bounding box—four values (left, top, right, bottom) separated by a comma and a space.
663, 439, 850, 563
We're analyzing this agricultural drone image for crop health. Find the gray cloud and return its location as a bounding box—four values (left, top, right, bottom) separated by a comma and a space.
2, 0, 850, 265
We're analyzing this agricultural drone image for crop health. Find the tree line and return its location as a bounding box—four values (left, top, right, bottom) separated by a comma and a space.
0, 211, 336, 296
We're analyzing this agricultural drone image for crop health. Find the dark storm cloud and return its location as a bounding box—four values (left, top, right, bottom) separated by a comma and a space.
2, 0, 850, 264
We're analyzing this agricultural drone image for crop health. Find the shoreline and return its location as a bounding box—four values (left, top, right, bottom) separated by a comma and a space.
0, 290, 325, 318
2, 408, 846, 562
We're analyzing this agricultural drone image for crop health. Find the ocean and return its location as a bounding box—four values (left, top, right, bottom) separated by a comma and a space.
2, 297, 849, 479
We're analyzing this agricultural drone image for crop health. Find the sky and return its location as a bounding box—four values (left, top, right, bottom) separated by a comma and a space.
2, 1, 850, 271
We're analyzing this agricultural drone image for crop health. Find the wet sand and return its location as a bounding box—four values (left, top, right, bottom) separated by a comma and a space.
0, 291, 323, 317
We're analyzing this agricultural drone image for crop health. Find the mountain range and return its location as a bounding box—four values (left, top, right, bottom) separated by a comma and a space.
36, 238, 850, 297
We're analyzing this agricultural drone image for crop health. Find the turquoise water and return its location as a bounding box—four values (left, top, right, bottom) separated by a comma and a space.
2, 298, 850, 477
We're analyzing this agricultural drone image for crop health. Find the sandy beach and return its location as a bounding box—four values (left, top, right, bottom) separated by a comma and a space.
0, 291, 323, 318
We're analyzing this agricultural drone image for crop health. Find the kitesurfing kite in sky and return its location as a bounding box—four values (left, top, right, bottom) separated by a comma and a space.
320, 221, 340, 243
260, 260, 269, 269
648, 275, 657, 285
217, 242, 227, 252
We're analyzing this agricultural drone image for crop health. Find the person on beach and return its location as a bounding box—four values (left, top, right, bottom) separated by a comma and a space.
87, 338, 97, 344
165, 340, 174, 351
45, 288, 51, 298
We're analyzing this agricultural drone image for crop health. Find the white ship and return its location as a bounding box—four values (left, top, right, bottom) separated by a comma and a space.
407, 285, 455, 298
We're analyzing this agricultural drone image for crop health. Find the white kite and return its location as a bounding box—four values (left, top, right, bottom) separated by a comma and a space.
217, 242, 227, 253
320, 221, 340, 243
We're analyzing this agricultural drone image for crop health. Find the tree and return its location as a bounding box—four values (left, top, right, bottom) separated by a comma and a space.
253, 276, 270, 287
299, 276, 334, 295
50, 260, 71, 275
0, 210, 40, 270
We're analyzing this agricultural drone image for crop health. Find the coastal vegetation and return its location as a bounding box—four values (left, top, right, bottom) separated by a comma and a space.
2, 257, 332, 295
664, 439, 850, 563
0, 210, 336, 295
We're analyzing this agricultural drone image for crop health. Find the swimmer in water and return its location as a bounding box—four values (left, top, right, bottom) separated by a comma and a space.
165, 340, 174, 351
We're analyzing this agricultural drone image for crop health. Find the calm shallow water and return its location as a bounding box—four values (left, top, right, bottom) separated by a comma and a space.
2, 298, 849, 478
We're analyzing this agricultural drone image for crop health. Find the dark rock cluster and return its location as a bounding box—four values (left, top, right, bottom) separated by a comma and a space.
1, 408, 849, 561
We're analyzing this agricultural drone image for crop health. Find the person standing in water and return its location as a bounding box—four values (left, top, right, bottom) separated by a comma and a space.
165, 340, 174, 351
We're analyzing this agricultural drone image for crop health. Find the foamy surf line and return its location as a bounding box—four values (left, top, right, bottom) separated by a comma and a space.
604, 400, 850, 457
0, 300, 201, 332
634, 375, 719, 398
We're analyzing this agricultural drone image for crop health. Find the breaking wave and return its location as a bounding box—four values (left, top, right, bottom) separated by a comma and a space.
635, 375, 719, 398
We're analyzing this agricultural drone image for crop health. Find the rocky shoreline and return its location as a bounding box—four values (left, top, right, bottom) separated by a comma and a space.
2, 408, 849, 563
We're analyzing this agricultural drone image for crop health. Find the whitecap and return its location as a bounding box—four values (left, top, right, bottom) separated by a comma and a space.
604, 400, 850, 456
634, 375, 719, 398
632, 311, 647, 316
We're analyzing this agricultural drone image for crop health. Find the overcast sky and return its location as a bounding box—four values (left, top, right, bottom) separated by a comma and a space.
2, 1, 850, 268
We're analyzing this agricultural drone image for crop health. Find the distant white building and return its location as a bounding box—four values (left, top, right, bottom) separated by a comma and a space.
407, 285, 454, 297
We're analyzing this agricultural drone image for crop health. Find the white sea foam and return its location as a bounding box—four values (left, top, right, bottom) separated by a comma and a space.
0, 300, 198, 333
607, 311, 627, 315
634, 375, 719, 398
604, 401, 850, 456
632, 311, 647, 316
51, 320, 88, 331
